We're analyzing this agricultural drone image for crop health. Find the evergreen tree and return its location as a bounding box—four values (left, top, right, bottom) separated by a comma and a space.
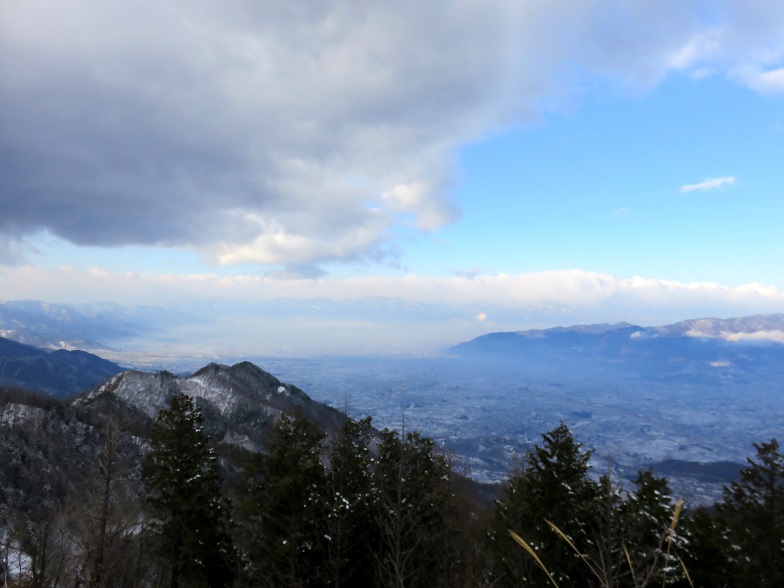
241, 409, 329, 587
583, 472, 628, 587
142, 394, 235, 588
438, 448, 490, 588
325, 416, 376, 588
719, 438, 784, 587
372, 427, 453, 588
488, 423, 599, 587
681, 506, 738, 588
489, 429, 691, 588
620, 469, 685, 586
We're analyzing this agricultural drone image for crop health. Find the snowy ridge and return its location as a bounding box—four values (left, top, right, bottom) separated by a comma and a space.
77, 361, 347, 452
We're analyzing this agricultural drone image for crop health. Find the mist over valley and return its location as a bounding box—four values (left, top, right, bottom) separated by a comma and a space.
2, 300, 781, 505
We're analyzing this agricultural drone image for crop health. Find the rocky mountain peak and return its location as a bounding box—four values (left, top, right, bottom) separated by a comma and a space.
78, 362, 346, 452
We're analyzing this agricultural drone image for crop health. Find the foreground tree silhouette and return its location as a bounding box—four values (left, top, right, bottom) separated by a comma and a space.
325, 416, 376, 588
490, 426, 691, 588
241, 409, 330, 587
66, 422, 143, 588
373, 427, 453, 588
613, 469, 686, 586
719, 437, 784, 587
681, 505, 737, 588
488, 423, 599, 587
142, 394, 235, 588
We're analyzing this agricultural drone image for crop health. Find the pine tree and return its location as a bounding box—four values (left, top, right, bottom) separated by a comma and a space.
142, 394, 235, 588
719, 438, 784, 587
488, 422, 599, 587
372, 427, 453, 588
241, 409, 329, 587
582, 472, 628, 587
325, 416, 376, 588
681, 506, 738, 588
620, 469, 684, 586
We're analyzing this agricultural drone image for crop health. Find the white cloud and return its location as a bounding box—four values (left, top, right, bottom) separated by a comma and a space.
209, 211, 392, 267
666, 3, 784, 93
723, 330, 784, 344
686, 328, 784, 345
3, 265, 784, 354
3, 265, 783, 318
709, 360, 731, 367
733, 66, 784, 94
2, 1, 784, 271
668, 30, 724, 70
679, 176, 736, 193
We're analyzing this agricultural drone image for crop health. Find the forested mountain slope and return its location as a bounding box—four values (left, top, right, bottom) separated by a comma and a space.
0, 336, 124, 398
78, 361, 347, 452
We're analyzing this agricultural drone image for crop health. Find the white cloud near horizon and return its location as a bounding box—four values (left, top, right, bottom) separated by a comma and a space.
2, 265, 782, 320
2, 1, 784, 273
723, 330, 784, 344
680, 176, 737, 193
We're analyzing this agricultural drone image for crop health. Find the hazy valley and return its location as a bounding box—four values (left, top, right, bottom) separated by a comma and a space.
262, 353, 779, 504
2, 300, 782, 505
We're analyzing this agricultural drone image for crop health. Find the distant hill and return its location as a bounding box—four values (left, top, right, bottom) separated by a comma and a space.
76, 361, 348, 452
451, 314, 784, 384
0, 336, 125, 398
0, 300, 140, 349
0, 299, 201, 351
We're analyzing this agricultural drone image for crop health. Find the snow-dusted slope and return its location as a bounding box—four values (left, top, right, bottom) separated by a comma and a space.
78, 361, 346, 452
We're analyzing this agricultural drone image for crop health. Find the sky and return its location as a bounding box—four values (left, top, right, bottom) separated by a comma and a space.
1, 0, 784, 356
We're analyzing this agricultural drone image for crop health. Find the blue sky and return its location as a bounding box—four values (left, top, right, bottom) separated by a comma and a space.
2, 1, 784, 356
438, 75, 784, 284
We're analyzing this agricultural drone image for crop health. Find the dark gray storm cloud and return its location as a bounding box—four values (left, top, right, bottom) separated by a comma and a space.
2, 0, 782, 270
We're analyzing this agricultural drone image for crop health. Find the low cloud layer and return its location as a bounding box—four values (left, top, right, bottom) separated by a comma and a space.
2, 265, 783, 354
2, 1, 784, 272
718, 330, 784, 344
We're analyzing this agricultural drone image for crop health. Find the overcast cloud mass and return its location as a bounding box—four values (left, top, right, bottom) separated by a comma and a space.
2, 0, 784, 273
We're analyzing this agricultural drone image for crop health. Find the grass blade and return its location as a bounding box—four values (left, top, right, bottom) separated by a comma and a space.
544, 519, 602, 584
509, 530, 559, 588
678, 556, 694, 588
661, 498, 684, 588
623, 542, 638, 587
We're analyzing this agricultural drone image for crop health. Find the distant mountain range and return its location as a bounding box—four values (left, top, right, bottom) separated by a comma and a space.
0, 336, 124, 398
0, 299, 201, 351
456, 314, 784, 347
0, 300, 142, 349
452, 314, 784, 384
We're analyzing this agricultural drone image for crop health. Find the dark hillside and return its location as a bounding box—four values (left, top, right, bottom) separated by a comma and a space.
0, 336, 124, 398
